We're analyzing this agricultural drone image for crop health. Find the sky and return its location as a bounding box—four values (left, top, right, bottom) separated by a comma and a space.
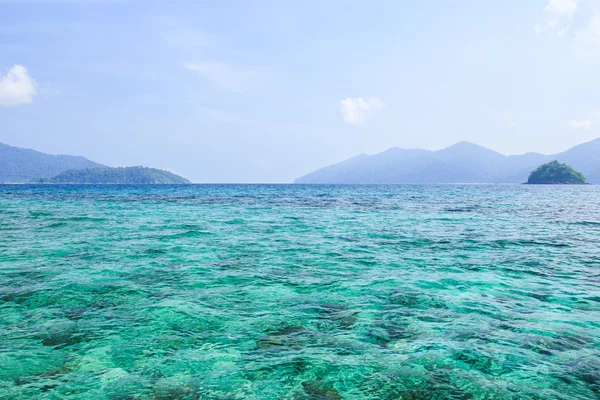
1, 0, 599, 183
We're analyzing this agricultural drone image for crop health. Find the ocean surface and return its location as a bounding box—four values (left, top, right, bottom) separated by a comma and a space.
0, 184, 599, 400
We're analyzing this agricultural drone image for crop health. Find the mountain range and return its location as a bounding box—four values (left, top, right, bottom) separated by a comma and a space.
0, 142, 189, 184
294, 138, 600, 184
0, 142, 105, 183
3, 139, 599, 184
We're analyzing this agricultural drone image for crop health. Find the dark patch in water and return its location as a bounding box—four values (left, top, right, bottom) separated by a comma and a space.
300, 380, 342, 399
572, 221, 600, 227
159, 230, 213, 240
444, 205, 481, 213
453, 349, 510, 376
316, 303, 358, 329
62, 306, 89, 320
493, 239, 571, 249
28, 210, 52, 217
0, 289, 36, 305
41, 330, 87, 348
256, 326, 305, 350
387, 289, 447, 310
47, 222, 67, 228
151, 381, 201, 400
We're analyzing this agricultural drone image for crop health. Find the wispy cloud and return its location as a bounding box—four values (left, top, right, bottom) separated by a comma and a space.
340, 97, 384, 125
536, 0, 579, 35
567, 119, 592, 129
184, 61, 265, 93
0, 65, 37, 106
545, 0, 579, 18
536, 0, 600, 62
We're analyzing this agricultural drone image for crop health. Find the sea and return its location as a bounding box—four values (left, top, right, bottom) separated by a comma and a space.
0, 184, 599, 399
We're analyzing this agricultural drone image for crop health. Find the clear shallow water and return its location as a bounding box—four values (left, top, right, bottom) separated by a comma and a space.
0, 184, 599, 400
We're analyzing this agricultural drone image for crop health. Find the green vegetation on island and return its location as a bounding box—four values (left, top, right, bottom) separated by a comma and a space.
32, 166, 191, 184
526, 161, 586, 184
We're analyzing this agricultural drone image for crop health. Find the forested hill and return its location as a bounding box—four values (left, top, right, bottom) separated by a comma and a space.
526, 161, 586, 184
33, 166, 191, 184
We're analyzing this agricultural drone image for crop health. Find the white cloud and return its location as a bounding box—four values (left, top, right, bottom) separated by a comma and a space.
568, 119, 592, 129
340, 97, 384, 125
184, 61, 264, 92
545, 0, 579, 18
0, 65, 37, 106
536, 0, 600, 62
537, 0, 579, 35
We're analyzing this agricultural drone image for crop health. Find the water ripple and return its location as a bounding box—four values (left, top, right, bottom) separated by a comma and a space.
0, 184, 599, 399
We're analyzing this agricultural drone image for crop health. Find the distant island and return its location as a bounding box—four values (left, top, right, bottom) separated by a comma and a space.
294, 138, 600, 184
0, 142, 191, 184
0, 142, 105, 183
32, 166, 191, 184
526, 161, 586, 185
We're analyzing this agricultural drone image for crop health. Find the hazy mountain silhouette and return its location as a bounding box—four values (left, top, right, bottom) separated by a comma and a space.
0, 142, 105, 183
294, 138, 600, 184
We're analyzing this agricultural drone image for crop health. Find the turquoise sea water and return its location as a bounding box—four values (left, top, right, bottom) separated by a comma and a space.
0, 184, 599, 399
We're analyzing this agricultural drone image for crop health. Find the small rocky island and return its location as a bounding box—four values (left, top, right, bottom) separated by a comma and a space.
526, 161, 586, 184
32, 166, 191, 184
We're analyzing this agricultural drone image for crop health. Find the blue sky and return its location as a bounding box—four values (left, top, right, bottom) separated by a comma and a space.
1, 0, 599, 182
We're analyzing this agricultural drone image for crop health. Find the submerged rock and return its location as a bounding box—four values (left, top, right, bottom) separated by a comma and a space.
366, 317, 420, 347
41, 329, 87, 348
63, 306, 89, 320
300, 380, 342, 399
564, 359, 600, 393
387, 289, 447, 311
453, 349, 510, 376
256, 326, 305, 350
152, 381, 200, 400
317, 303, 358, 329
